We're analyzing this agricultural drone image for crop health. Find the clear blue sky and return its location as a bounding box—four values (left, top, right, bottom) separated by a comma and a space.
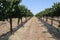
21, 0, 60, 15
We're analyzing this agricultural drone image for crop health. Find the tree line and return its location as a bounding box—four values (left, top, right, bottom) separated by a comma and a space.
0, 0, 33, 33
36, 2, 60, 17
36, 2, 60, 31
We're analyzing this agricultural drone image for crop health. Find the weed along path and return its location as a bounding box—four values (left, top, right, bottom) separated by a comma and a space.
9, 17, 56, 40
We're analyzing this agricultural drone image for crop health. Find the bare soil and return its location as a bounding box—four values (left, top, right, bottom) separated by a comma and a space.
0, 17, 26, 36
9, 17, 57, 40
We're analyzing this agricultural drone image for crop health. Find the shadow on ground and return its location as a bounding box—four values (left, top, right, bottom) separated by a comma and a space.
0, 17, 31, 40
38, 18, 60, 40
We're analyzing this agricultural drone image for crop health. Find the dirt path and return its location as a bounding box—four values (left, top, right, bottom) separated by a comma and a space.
9, 17, 56, 40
